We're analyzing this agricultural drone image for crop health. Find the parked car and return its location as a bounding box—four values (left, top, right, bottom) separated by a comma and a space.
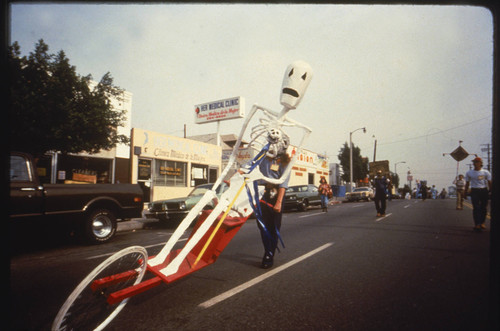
391, 192, 402, 199
284, 184, 322, 211
345, 187, 374, 202
146, 182, 229, 225
9, 152, 144, 243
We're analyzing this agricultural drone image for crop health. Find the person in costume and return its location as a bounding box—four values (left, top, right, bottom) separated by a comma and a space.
255, 151, 290, 268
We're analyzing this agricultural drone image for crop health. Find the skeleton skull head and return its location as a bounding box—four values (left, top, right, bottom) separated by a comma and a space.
266, 128, 290, 158
280, 60, 313, 109
267, 127, 282, 144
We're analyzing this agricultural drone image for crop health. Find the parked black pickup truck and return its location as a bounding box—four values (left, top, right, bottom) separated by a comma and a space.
9, 152, 144, 243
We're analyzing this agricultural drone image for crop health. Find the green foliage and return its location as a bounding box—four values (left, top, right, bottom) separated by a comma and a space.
391, 172, 400, 188
8, 39, 129, 157
337, 142, 369, 183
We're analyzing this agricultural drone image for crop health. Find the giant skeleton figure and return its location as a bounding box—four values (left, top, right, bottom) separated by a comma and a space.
148, 61, 313, 276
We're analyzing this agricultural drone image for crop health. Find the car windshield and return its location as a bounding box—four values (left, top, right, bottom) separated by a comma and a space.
189, 183, 228, 197
286, 186, 309, 193
189, 184, 213, 196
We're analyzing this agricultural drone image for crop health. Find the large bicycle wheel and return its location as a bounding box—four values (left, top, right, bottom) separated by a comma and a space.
52, 246, 148, 331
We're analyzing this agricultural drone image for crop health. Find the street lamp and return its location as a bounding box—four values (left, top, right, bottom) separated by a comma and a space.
349, 127, 366, 192
394, 161, 406, 189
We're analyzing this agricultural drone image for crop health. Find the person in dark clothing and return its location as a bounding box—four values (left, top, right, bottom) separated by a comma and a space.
372, 170, 389, 217
241, 151, 290, 269
255, 152, 290, 268
420, 181, 428, 201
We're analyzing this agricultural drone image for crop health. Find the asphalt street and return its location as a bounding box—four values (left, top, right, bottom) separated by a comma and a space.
10, 197, 497, 330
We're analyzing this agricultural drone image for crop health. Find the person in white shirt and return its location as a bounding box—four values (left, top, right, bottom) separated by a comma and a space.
465, 157, 492, 231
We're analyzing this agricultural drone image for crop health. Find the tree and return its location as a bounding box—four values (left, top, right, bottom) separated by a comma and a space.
337, 142, 369, 183
390, 172, 400, 188
8, 39, 129, 158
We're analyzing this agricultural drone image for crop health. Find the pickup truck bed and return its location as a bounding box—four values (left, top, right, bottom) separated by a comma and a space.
10, 152, 144, 243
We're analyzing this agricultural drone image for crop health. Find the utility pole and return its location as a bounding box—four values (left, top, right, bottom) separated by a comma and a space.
481, 143, 491, 171
349, 127, 366, 192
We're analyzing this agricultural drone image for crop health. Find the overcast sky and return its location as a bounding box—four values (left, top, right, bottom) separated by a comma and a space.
9, 3, 493, 191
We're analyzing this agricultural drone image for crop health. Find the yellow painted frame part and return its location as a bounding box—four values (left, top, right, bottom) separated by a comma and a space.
193, 180, 247, 267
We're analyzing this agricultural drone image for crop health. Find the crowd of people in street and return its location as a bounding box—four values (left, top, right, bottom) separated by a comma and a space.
253, 152, 491, 270
345, 155, 492, 232
411, 182, 448, 200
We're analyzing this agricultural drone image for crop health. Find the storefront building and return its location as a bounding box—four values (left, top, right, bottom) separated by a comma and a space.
220, 143, 330, 187
287, 146, 330, 186
35, 87, 133, 185
130, 128, 222, 202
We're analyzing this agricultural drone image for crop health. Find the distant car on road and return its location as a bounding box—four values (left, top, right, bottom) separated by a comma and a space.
145, 182, 229, 225
284, 184, 322, 211
345, 187, 374, 202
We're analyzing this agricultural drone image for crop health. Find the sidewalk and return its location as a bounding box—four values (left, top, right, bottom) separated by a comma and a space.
117, 218, 156, 232
117, 207, 158, 232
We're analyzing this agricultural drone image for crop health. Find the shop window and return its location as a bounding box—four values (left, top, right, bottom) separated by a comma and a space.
57, 154, 112, 184
154, 159, 187, 187
191, 164, 208, 187
35, 154, 52, 184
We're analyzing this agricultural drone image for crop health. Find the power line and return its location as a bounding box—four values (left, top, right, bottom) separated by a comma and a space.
379, 116, 490, 146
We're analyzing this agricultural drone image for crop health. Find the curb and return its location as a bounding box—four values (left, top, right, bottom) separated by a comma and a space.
118, 199, 345, 232
117, 218, 158, 232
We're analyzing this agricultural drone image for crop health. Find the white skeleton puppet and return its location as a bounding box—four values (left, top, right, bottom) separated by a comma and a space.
148, 61, 313, 277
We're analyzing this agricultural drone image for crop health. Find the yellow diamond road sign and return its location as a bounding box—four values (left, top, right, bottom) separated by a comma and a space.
450, 146, 469, 162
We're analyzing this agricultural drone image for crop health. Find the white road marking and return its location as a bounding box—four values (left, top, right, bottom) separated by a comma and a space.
375, 213, 392, 222
198, 242, 334, 309
404, 204, 411, 208
299, 212, 325, 218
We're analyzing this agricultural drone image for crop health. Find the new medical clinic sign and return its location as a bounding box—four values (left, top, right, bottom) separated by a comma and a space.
195, 96, 245, 124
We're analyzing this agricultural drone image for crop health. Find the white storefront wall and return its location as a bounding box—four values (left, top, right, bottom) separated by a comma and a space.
131, 128, 222, 201
287, 146, 330, 186
222, 145, 330, 186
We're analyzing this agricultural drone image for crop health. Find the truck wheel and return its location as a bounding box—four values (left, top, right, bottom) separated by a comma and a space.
84, 208, 117, 243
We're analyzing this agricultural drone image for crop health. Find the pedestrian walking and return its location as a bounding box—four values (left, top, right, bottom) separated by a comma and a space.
439, 188, 447, 199
431, 185, 438, 199
465, 157, 492, 231
453, 174, 466, 210
420, 181, 428, 201
318, 176, 332, 212
372, 170, 389, 217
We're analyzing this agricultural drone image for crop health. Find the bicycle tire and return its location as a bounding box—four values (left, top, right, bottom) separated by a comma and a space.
52, 246, 148, 331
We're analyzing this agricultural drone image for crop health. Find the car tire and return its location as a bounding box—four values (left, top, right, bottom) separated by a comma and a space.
83, 208, 117, 244
298, 200, 308, 212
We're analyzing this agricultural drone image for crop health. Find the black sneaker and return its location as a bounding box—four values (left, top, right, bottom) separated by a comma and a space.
261, 254, 273, 269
